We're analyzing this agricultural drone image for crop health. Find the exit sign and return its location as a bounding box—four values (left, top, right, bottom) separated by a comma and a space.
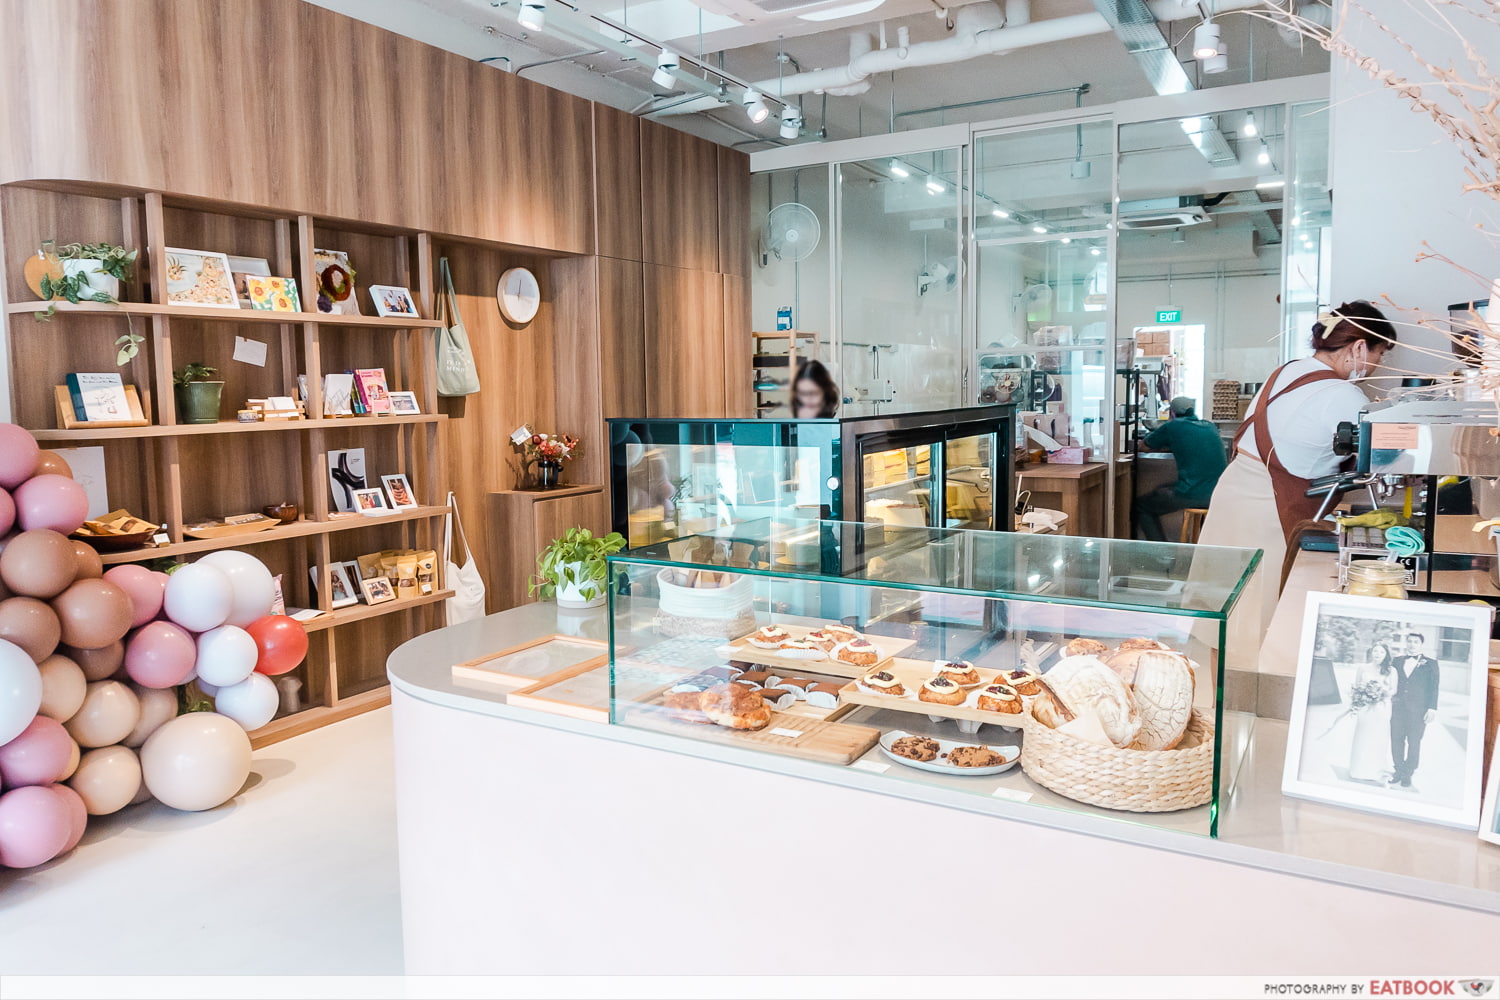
1156, 309, 1182, 324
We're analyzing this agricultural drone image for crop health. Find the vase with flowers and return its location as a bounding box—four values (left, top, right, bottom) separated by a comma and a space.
522, 431, 579, 490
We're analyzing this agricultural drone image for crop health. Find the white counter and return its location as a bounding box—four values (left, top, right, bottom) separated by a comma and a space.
388, 603, 1500, 974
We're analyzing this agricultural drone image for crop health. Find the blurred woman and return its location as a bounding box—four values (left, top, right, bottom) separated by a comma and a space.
793, 359, 840, 419
1348, 642, 1397, 783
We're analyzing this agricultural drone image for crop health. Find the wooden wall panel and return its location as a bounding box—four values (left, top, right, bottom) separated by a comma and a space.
487, 488, 610, 613
644, 265, 725, 418
717, 147, 751, 277
722, 273, 753, 418
640, 120, 719, 272
593, 107, 643, 262
598, 257, 646, 419
550, 255, 605, 486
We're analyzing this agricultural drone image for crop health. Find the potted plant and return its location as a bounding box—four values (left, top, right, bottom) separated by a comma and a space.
173, 362, 223, 424
32, 240, 144, 364
528, 527, 626, 609
521, 431, 580, 490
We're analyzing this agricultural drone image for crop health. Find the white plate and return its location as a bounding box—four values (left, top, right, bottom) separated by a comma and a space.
877, 730, 1020, 777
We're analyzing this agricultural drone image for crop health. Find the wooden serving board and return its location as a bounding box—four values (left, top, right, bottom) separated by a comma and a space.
722, 625, 914, 679
836, 656, 1032, 726
452, 634, 608, 688
622, 701, 879, 765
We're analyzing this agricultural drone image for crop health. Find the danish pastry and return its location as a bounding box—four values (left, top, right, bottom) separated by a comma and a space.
976, 683, 1022, 713
747, 625, 792, 649
776, 639, 827, 660
889, 735, 940, 762
833, 637, 880, 666
918, 675, 966, 706
805, 628, 840, 651
947, 745, 1005, 768
700, 683, 772, 731
933, 659, 980, 685
998, 668, 1041, 697
857, 670, 905, 697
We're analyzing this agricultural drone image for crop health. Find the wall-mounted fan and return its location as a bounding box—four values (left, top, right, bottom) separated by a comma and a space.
760, 203, 821, 265
917, 256, 963, 296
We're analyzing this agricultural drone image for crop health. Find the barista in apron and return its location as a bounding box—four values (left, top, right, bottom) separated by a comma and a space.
1197, 301, 1397, 643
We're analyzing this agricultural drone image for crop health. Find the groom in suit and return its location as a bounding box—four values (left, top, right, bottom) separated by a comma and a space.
1390, 631, 1440, 788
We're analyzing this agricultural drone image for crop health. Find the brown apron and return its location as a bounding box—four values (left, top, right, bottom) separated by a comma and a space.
1230, 362, 1347, 543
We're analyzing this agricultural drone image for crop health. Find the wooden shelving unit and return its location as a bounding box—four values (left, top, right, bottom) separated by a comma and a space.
1, 182, 450, 747
751, 330, 817, 415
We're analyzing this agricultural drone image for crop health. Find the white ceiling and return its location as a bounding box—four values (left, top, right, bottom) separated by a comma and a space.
306, 0, 1329, 147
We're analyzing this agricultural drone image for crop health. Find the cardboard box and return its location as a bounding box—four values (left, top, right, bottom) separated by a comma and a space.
1047, 446, 1092, 464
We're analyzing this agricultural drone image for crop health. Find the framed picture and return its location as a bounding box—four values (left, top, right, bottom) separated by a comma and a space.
310, 564, 357, 609
244, 275, 301, 312
327, 448, 366, 513
351, 486, 390, 516
1481, 732, 1500, 847
341, 560, 364, 591
388, 391, 420, 415
360, 576, 396, 605
370, 284, 420, 318
312, 248, 360, 315
164, 248, 239, 309
382, 474, 418, 510
1282, 592, 1492, 829
227, 255, 271, 302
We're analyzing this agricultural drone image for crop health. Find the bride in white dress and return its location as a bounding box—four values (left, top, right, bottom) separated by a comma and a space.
1348, 642, 1397, 782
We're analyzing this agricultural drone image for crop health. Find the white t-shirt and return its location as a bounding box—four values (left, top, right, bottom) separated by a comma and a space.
1237, 357, 1370, 479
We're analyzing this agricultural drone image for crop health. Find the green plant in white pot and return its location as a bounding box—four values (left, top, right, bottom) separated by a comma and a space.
529, 527, 627, 609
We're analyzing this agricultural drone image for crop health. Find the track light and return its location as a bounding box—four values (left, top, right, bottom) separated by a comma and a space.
653, 50, 679, 89
890, 160, 910, 178
1203, 50, 1228, 74
1257, 140, 1271, 166
518, 0, 545, 30
1193, 21, 1221, 60
1242, 112, 1258, 138
992, 208, 1009, 219
1032, 224, 1048, 234
742, 89, 769, 124
780, 105, 802, 139
926, 178, 946, 194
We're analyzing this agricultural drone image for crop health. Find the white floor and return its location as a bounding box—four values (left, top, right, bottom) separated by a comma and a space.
0, 708, 403, 975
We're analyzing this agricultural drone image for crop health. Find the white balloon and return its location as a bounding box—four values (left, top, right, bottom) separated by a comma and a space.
196, 679, 219, 698
212, 672, 278, 731
162, 563, 234, 632
199, 551, 275, 628
123, 684, 179, 748
193, 625, 258, 688
0, 639, 43, 745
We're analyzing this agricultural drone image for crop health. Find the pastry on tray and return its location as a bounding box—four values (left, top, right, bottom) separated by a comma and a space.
700, 665, 743, 682
700, 683, 772, 731
804, 681, 843, 709
758, 686, 798, 711
889, 735, 941, 762
998, 668, 1042, 697
777, 677, 817, 699
825, 624, 860, 642
1065, 637, 1109, 658
805, 628, 840, 651
948, 745, 1006, 768
663, 675, 717, 723
1117, 637, 1170, 653
933, 659, 980, 685
976, 683, 1022, 714
776, 639, 827, 660
833, 637, 880, 667
733, 669, 776, 689
917, 676, 965, 706
857, 670, 905, 697
747, 625, 792, 649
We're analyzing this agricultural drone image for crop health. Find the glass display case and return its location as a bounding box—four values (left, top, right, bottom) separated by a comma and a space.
608, 407, 1014, 547
606, 521, 1261, 836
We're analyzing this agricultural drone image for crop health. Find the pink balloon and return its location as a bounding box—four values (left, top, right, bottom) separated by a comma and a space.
0, 425, 39, 491
124, 621, 196, 689
0, 489, 13, 537
49, 783, 87, 853
103, 566, 167, 628
0, 716, 75, 788
13, 476, 88, 535
0, 784, 71, 868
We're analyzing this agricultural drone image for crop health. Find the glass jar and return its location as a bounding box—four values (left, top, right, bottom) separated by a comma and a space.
1345, 560, 1409, 599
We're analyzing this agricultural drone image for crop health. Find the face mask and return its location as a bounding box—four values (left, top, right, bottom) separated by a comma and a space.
1349, 346, 1369, 380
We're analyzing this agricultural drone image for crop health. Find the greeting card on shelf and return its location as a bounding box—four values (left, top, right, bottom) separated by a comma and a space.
245, 275, 302, 312
323, 374, 355, 417
328, 448, 367, 513
354, 368, 391, 414
52, 385, 147, 429
65, 373, 129, 422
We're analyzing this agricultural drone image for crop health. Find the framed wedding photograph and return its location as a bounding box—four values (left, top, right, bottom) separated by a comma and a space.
381, 473, 417, 510
310, 563, 358, 609
164, 247, 240, 309
360, 576, 396, 605
1481, 733, 1500, 846
1282, 592, 1492, 829
351, 486, 390, 516
388, 391, 420, 415
370, 284, 420, 318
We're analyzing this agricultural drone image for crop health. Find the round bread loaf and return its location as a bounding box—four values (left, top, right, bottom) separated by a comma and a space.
1031, 654, 1141, 749
1126, 650, 1195, 751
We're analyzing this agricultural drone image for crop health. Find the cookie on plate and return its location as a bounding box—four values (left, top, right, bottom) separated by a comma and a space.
889, 735, 941, 762
948, 745, 1006, 768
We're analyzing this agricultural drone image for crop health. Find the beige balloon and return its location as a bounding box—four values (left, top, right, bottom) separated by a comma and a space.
123, 685, 178, 749
37, 653, 87, 723
69, 745, 142, 815
63, 680, 141, 748
61, 737, 81, 781
140, 712, 251, 812
68, 642, 124, 682
128, 781, 153, 807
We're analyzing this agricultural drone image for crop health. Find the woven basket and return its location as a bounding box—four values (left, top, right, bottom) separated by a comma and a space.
1019, 708, 1215, 813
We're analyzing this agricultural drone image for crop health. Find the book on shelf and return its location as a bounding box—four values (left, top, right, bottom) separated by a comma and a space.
322, 374, 355, 417
353, 368, 391, 414
65, 373, 129, 422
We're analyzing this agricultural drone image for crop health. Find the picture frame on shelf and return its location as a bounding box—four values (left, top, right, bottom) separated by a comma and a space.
244, 275, 301, 312
227, 255, 272, 303
310, 563, 358, 610
312, 248, 359, 315
341, 560, 365, 598
1481, 730, 1500, 847
352, 487, 390, 516
370, 284, 420, 318
327, 448, 366, 512
164, 247, 239, 309
360, 576, 396, 605
381, 474, 417, 510
1282, 592, 1492, 830
388, 391, 420, 415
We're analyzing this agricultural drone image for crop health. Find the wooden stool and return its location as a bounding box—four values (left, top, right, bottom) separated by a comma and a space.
1180, 507, 1209, 544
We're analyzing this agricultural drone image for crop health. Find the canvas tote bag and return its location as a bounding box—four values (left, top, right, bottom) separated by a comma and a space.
443, 491, 487, 623
435, 257, 481, 397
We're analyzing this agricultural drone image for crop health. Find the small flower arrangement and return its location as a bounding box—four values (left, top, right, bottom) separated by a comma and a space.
523, 432, 579, 466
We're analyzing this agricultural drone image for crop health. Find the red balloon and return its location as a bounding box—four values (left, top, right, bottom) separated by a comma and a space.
246, 615, 308, 676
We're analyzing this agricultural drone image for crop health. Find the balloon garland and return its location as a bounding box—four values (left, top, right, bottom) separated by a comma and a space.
0, 423, 308, 868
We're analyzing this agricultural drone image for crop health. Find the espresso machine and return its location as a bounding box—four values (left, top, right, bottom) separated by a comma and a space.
1323, 399, 1500, 598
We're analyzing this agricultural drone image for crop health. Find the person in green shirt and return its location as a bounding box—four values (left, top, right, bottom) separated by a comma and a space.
1134, 396, 1227, 542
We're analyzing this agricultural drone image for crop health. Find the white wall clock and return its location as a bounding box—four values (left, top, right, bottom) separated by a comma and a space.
497, 267, 540, 323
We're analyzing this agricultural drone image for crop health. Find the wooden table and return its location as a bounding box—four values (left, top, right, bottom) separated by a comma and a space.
1016, 461, 1109, 538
